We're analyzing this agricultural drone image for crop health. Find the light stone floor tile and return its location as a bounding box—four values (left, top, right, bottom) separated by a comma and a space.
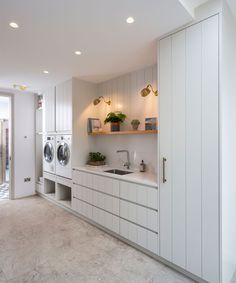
0, 196, 195, 283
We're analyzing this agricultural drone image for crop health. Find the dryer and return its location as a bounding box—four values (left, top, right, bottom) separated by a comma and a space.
43, 135, 56, 174
56, 135, 72, 179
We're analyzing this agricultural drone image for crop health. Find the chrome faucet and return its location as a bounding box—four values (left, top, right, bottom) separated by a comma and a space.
117, 150, 131, 169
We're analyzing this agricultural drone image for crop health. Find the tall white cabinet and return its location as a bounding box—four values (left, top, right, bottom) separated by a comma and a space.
43, 79, 72, 133
56, 80, 72, 133
43, 87, 55, 132
158, 15, 219, 283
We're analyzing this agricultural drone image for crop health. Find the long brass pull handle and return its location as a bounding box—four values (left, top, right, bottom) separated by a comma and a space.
163, 158, 167, 183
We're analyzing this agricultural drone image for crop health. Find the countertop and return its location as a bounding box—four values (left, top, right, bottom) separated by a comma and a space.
73, 165, 158, 188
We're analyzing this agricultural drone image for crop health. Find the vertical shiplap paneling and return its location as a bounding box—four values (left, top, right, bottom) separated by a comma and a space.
201, 15, 220, 283
44, 86, 55, 132
159, 36, 173, 262
66, 79, 72, 131
61, 82, 65, 131
144, 66, 153, 117
152, 65, 158, 117
171, 29, 186, 269
130, 70, 138, 122
98, 65, 157, 131
186, 22, 202, 277
96, 65, 158, 172
56, 80, 72, 132
56, 82, 62, 132
124, 74, 131, 129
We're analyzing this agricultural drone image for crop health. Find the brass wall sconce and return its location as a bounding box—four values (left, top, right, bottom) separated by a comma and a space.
140, 84, 158, 97
13, 84, 28, 91
93, 96, 111, 106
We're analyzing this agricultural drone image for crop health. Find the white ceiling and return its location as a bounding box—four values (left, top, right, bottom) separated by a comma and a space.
226, 0, 236, 18
179, 0, 209, 17
0, 0, 194, 93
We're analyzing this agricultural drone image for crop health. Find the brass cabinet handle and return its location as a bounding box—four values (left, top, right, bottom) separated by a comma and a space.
163, 158, 167, 183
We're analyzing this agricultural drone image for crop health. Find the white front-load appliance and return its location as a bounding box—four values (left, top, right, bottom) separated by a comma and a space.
56, 135, 72, 179
43, 135, 56, 174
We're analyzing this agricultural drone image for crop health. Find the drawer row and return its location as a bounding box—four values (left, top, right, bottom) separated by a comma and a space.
72, 198, 119, 234
73, 184, 158, 232
73, 184, 119, 216
72, 197, 158, 255
73, 170, 158, 210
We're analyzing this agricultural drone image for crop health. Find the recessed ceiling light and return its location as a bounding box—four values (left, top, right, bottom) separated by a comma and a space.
126, 17, 135, 24
43, 70, 49, 74
9, 22, 19, 29
75, 50, 82, 55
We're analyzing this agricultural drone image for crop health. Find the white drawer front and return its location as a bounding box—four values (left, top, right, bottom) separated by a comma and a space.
120, 219, 158, 254
120, 181, 158, 210
93, 190, 119, 216
120, 200, 158, 232
73, 184, 92, 204
92, 206, 119, 234
93, 174, 120, 196
72, 198, 93, 220
73, 170, 94, 188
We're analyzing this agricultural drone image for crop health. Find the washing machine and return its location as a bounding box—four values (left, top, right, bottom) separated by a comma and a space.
56, 135, 72, 179
43, 135, 56, 174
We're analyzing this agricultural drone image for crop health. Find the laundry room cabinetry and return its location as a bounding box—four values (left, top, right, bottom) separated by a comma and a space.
43, 81, 72, 133
55, 79, 72, 133
43, 87, 56, 132
158, 15, 219, 283
42, 78, 97, 166
72, 169, 159, 255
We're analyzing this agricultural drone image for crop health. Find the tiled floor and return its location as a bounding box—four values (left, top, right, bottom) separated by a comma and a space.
0, 196, 195, 283
0, 183, 8, 199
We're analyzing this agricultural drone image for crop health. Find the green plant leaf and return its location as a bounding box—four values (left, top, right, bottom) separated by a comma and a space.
104, 111, 127, 124
88, 152, 106, 162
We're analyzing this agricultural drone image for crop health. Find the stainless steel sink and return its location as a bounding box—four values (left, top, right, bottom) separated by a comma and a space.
104, 169, 133, 175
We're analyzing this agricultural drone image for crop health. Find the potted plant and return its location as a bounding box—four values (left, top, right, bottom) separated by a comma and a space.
87, 152, 106, 166
104, 111, 127, 132
131, 119, 140, 130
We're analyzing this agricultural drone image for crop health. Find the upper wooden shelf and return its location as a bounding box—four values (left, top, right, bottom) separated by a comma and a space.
88, 130, 158, 136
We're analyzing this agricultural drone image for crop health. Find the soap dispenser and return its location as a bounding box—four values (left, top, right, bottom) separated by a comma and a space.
140, 160, 146, 172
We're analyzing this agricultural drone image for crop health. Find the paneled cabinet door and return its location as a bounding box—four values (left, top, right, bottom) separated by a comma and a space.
56, 79, 72, 132
158, 15, 219, 283
43, 87, 55, 132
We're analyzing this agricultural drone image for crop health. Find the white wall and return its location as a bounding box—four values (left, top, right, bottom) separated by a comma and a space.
221, 1, 236, 282
93, 65, 158, 173
72, 78, 97, 167
0, 90, 36, 198
14, 92, 36, 198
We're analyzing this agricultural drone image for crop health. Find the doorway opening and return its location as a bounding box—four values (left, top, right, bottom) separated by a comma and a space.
0, 96, 11, 199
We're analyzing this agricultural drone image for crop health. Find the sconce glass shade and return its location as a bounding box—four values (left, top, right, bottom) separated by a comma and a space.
93, 96, 111, 106
13, 84, 28, 91
93, 98, 101, 105
140, 84, 158, 97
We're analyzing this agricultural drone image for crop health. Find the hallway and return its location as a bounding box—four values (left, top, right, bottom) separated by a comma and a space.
0, 183, 8, 200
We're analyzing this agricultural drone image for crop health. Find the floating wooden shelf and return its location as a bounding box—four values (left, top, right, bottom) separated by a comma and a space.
88, 130, 158, 136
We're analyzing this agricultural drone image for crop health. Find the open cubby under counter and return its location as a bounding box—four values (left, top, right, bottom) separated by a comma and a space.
56, 183, 72, 208
43, 178, 56, 200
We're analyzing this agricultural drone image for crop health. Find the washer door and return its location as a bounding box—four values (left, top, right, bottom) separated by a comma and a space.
57, 142, 70, 166
44, 142, 54, 163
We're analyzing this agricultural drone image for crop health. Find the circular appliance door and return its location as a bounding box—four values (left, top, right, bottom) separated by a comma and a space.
57, 142, 70, 166
44, 142, 54, 163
